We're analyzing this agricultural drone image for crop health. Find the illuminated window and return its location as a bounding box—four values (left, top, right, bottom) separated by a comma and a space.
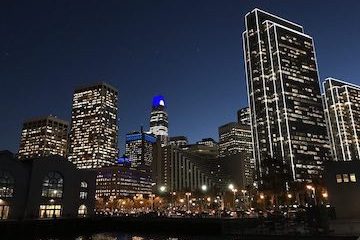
343, 174, 349, 183
81, 181, 88, 188
350, 173, 357, 182
0, 171, 15, 197
336, 174, 342, 183
0, 205, 9, 220
80, 181, 88, 199
41, 172, 63, 198
39, 204, 62, 218
78, 205, 87, 217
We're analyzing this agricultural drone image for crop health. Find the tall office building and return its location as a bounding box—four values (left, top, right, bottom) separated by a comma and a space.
243, 9, 329, 182
125, 130, 157, 170
149, 95, 169, 146
18, 116, 68, 159
237, 107, 251, 125
69, 83, 118, 169
323, 78, 360, 161
218, 122, 255, 187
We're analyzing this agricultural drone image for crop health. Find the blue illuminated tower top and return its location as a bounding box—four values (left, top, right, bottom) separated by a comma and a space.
152, 95, 165, 109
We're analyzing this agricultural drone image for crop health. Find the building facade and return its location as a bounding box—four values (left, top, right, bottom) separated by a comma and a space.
196, 138, 218, 148
149, 95, 169, 146
96, 165, 152, 199
169, 136, 188, 147
160, 146, 213, 192
68, 83, 118, 169
324, 160, 360, 219
218, 122, 254, 187
243, 8, 330, 182
18, 116, 68, 159
125, 130, 157, 171
323, 78, 360, 161
0, 151, 95, 220
237, 107, 251, 125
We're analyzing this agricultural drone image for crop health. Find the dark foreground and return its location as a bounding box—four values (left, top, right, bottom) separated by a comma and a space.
0, 216, 358, 240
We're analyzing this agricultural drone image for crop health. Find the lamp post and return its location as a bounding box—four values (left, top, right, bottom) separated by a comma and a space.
228, 184, 237, 210
306, 185, 317, 206
185, 192, 191, 212
201, 185, 207, 212
241, 190, 247, 210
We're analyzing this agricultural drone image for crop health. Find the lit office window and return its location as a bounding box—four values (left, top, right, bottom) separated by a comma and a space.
343, 174, 349, 183
0, 171, 14, 197
350, 173, 357, 182
41, 172, 63, 198
336, 174, 342, 183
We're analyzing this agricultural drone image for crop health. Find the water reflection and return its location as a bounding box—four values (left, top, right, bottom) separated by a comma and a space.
55, 232, 228, 240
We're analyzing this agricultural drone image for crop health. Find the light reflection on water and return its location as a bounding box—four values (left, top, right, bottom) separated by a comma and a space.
42, 232, 232, 240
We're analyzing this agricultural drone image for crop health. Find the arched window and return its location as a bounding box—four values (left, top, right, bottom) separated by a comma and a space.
0, 171, 15, 198
80, 181, 88, 199
41, 171, 63, 198
80, 181, 88, 188
78, 205, 87, 216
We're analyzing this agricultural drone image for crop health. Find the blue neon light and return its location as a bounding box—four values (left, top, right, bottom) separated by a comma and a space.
152, 95, 165, 107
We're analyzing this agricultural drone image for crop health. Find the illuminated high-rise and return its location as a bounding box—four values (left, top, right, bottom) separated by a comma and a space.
323, 78, 360, 161
149, 95, 169, 146
243, 9, 330, 182
69, 83, 118, 169
237, 107, 251, 125
125, 129, 157, 171
18, 116, 68, 159
218, 122, 254, 187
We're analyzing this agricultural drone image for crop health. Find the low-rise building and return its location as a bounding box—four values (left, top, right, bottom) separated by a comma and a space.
324, 161, 360, 219
0, 150, 96, 220
96, 165, 152, 199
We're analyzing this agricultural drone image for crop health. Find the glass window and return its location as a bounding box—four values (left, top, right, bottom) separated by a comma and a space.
336, 174, 342, 183
0, 171, 15, 198
0, 205, 9, 220
343, 174, 349, 183
80, 191, 88, 199
350, 173, 357, 182
78, 205, 87, 217
81, 181, 88, 188
41, 172, 63, 198
39, 204, 62, 218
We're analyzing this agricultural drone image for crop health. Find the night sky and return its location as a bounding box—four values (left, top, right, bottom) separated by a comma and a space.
1, 1, 360, 155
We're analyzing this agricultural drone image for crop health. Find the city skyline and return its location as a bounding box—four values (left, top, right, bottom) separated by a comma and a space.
1, 1, 360, 155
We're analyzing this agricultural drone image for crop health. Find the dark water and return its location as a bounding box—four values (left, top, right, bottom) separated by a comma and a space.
38, 232, 233, 240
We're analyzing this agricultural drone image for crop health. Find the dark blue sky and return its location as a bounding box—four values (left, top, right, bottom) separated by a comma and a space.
1, 1, 360, 155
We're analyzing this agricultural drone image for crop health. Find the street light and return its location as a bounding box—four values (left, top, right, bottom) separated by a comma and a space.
159, 186, 166, 193
201, 184, 207, 192
185, 192, 192, 211
322, 192, 328, 199
287, 193, 293, 199
228, 184, 234, 191
306, 184, 317, 206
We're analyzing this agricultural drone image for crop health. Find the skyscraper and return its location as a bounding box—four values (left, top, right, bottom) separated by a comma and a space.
125, 130, 157, 170
18, 116, 68, 159
323, 78, 360, 161
68, 83, 118, 169
237, 107, 251, 125
218, 122, 254, 187
243, 9, 329, 182
149, 95, 169, 146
